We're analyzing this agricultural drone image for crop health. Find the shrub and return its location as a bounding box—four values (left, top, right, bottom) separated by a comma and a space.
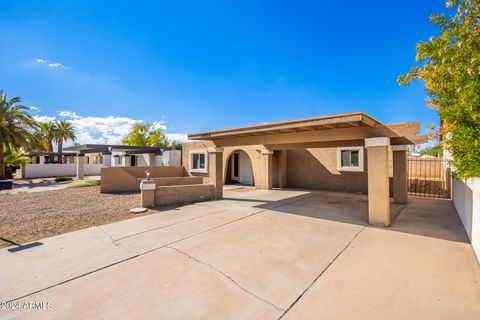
55, 176, 73, 182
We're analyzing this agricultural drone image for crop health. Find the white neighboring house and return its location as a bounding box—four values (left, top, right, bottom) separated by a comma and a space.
17, 144, 182, 179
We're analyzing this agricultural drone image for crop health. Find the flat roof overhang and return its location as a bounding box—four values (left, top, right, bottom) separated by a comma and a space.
188, 112, 427, 148
63, 144, 162, 155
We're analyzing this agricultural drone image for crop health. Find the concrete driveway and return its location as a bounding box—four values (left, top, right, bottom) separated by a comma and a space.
1, 189, 479, 319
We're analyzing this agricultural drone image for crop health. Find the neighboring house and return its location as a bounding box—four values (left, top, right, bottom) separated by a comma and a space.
180, 112, 426, 227
17, 144, 181, 179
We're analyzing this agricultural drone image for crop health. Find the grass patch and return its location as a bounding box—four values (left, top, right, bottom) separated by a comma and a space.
69, 180, 100, 188
55, 176, 73, 182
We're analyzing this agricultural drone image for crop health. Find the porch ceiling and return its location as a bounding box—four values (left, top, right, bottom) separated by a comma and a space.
188, 112, 427, 147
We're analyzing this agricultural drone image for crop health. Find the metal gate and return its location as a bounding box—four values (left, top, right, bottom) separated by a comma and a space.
408, 157, 451, 199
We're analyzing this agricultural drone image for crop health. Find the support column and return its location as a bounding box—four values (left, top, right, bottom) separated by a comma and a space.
208, 147, 224, 199
122, 156, 131, 167
278, 150, 288, 188
258, 148, 273, 190
155, 154, 163, 166
146, 154, 155, 166
39, 155, 45, 165
102, 152, 112, 167
365, 137, 391, 227
76, 154, 85, 180
392, 145, 409, 205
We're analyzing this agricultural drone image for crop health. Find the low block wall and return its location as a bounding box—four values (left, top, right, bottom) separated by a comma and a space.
101, 166, 187, 193
137, 176, 203, 186
21, 163, 103, 179
453, 178, 480, 262
154, 184, 214, 206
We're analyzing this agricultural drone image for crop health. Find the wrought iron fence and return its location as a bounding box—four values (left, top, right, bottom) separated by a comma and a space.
408, 157, 451, 199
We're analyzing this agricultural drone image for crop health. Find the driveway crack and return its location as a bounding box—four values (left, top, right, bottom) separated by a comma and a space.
98, 225, 132, 254
277, 225, 368, 319
166, 245, 285, 313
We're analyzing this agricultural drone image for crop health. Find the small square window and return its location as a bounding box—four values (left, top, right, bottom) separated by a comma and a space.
337, 147, 364, 172
190, 151, 208, 173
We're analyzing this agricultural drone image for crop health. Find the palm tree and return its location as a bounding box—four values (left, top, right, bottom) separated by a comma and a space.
0, 91, 37, 180
36, 122, 56, 161
54, 120, 76, 163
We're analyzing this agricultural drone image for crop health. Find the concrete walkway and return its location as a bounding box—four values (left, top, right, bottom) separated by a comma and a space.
1, 189, 479, 319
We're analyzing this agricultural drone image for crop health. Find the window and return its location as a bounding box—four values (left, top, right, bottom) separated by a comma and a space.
189, 151, 208, 173
337, 147, 364, 172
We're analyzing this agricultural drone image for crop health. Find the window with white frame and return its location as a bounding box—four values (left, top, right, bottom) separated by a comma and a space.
189, 151, 208, 173
337, 147, 364, 172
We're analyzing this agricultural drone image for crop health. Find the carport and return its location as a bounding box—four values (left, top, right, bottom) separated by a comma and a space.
64, 144, 162, 180
188, 112, 426, 227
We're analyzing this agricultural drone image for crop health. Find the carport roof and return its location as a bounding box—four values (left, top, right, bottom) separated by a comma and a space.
188, 112, 428, 146
189, 112, 379, 140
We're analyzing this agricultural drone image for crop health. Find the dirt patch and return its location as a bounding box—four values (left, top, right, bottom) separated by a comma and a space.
0, 187, 154, 248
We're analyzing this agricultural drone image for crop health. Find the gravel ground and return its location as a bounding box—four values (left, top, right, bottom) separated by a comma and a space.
0, 187, 152, 248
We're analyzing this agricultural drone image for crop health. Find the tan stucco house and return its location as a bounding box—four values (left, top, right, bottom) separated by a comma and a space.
182, 112, 426, 227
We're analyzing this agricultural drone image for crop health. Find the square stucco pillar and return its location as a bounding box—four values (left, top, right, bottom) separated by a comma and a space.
365, 137, 391, 227
258, 149, 273, 190
76, 154, 85, 180
208, 147, 224, 199
140, 179, 156, 208
392, 145, 409, 205
278, 150, 288, 188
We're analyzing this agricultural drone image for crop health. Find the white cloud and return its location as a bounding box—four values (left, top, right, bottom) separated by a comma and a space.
166, 133, 189, 142
34, 110, 188, 145
33, 115, 56, 123
48, 63, 67, 69
152, 121, 167, 131
34, 58, 68, 69
68, 115, 140, 144
30, 106, 40, 111
58, 110, 81, 119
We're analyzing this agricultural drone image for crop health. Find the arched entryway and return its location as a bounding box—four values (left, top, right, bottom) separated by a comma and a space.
225, 150, 255, 186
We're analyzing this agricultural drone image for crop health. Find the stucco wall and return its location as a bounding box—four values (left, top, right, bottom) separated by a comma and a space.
21, 163, 104, 179
154, 184, 214, 206
182, 142, 395, 194
453, 178, 480, 262
287, 148, 369, 193
101, 166, 187, 193
183, 142, 269, 187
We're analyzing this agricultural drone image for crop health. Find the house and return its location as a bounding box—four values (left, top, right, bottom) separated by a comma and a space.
178, 112, 426, 227
17, 144, 181, 179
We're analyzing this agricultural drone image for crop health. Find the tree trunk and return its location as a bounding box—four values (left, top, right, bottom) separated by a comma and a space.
0, 141, 5, 180
58, 140, 63, 164
48, 140, 53, 163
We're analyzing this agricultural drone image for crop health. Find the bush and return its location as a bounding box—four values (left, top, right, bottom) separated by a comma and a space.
55, 176, 73, 182
398, 0, 480, 178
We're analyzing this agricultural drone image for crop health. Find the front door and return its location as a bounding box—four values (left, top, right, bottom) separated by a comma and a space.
231, 153, 240, 181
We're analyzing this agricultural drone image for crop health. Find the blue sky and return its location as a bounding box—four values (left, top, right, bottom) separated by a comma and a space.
0, 1, 446, 143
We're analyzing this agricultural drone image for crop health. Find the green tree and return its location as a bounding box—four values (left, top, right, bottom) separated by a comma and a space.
398, 0, 480, 177
122, 122, 169, 148
170, 140, 183, 150
54, 120, 76, 163
0, 91, 37, 180
419, 143, 444, 157
36, 121, 56, 159
3, 148, 30, 179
